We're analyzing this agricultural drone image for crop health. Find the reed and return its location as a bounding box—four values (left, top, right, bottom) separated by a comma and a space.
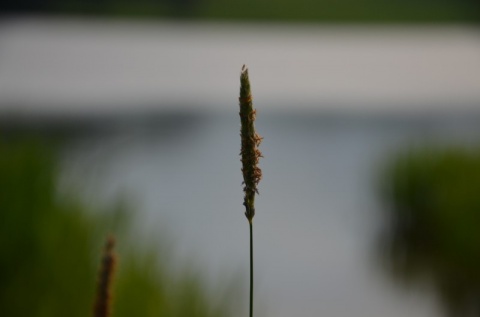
239, 65, 262, 317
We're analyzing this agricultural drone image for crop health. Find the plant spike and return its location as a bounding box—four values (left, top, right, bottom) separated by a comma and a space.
239, 65, 263, 223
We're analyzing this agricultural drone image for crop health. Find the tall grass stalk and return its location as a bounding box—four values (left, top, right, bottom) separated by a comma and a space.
239, 65, 262, 317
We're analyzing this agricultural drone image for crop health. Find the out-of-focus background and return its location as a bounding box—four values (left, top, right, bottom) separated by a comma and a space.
1, 1, 480, 317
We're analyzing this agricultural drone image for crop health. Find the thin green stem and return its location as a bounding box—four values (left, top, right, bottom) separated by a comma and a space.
249, 220, 253, 317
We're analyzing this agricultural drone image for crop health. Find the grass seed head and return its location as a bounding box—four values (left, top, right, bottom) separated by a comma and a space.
239, 65, 263, 222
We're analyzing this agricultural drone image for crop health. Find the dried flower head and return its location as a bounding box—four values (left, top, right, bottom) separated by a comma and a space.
239, 65, 263, 222
93, 235, 117, 317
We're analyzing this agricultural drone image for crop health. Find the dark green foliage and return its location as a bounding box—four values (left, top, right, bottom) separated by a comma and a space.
202, 0, 479, 23
0, 140, 96, 317
382, 147, 480, 316
0, 139, 235, 317
2, 0, 479, 22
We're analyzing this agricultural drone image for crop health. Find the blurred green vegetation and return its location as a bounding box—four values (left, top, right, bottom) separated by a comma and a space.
0, 138, 237, 317
200, 0, 479, 23
2, 0, 479, 23
381, 147, 480, 316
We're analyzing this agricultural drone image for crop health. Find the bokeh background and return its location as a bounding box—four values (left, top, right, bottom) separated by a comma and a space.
1, 2, 480, 317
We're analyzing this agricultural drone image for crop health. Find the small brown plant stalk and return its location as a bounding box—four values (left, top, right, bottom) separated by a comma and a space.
239, 65, 262, 317
93, 235, 117, 317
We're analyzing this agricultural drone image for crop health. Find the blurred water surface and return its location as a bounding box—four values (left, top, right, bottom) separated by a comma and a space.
1, 17, 480, 115
56, 110, 480, 317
